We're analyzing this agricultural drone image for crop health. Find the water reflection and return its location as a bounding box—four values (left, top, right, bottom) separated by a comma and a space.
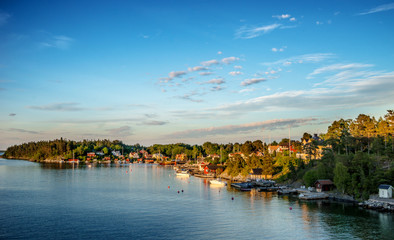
1, 160, 393, 240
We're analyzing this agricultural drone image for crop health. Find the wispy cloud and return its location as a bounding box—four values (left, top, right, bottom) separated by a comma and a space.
357, 3, 394, 15
239, 88, 256, 93
41, 35, 74, 50
235, 23, 281, 39
234, 65, 243, 69
241, 78, 267, 86
262, 53, 334, 67
0, 12, 11, 26
201, 59, 219, 66
107, 126, 133, 136
166, 118, 318, 138
9, 128, 39, 134
199, 72, 213, 76
203, 78, 225, 85
142, 120, 168, 126
27, 102, 85, 111
178, 94, 203, 103
213, 68, 394, 115
272, 14, 291, 19
188, 66, 208, 72
222, 57, 239, 64
169, 71, 187, 78
229, 71, 243, 76
308, 63, 374, 78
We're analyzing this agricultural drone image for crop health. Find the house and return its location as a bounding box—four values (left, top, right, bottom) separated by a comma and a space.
129, 152, 139, 159
203, 165, 224, 175
152, 153, 164, 160
112, 150, 121, 157
207, 154, 220, 160
249, 168, 263, 180
379, 184, 393, 198
315, 179, 334, 192
228, 152, 244, 159
175, 153, 187, 161
87, 152, 95, 157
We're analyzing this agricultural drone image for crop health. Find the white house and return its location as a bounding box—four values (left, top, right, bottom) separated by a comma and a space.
378, 184, 393, 198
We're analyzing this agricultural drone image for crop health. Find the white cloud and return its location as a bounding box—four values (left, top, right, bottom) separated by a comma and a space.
167, 118, 318, 138
234, 65, 243, 69
107, 126, 133, 136
188, 66, 208, 72
218, 51, 222, 55
241, 78, 267, 86
262, 53, 334, 67
308, 63, 374, 78
204, 78, 225, 85
222, 56, 239, 64
272, 48, 278, 52
316, 21, 323, 25
235, 23, 281, 39
201, 59, 219, 66
27, 102, 84, 111
229, 71, 243, 76
199, 72, 213, 76
8, 128, 40, 135
169, 71, 187, 78
273, 14, 291, 19
239, 88, 256, 93
357, 3, 394, 15
213, 69, 394, 115
290, 17, 296, 21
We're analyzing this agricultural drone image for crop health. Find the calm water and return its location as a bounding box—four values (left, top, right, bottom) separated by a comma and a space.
0, 159, 393, 240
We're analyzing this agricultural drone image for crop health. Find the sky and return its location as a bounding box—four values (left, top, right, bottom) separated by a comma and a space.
0, 0, 394, 149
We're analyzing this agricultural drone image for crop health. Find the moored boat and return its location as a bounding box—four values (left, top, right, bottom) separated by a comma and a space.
209, 179, 227, 186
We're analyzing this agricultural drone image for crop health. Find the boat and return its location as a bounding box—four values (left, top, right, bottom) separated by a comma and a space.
176, 170, 190, 177
231, 182, 254, 191
209, 179, 227, 186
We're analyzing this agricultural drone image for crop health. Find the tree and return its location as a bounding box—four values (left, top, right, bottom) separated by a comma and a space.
241, 141, 254, 155
334, 162, 350, 194
303, 170, 317, 187
102, 147, 109, 155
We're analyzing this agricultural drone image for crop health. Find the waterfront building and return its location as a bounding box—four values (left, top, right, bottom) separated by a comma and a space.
379, 184, 393, 198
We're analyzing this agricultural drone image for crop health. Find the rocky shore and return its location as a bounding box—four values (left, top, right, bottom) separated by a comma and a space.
358, 198, 394, 212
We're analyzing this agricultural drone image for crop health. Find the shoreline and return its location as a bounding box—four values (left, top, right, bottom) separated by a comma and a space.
2, 157, 393, 213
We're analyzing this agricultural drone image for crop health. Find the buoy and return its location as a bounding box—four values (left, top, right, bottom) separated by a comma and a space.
177, 191, 180, 194
231, 197, 234, 200
289, 207, 292, 210
168, 186, 170, 189
126, 171, 128, 173
181, 190, 184, 193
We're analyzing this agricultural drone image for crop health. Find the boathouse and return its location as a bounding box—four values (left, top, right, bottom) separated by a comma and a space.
249, 168, 263, 180
204, 165, 224, 175
379, 184, 393, 198
315, 179, 334, 192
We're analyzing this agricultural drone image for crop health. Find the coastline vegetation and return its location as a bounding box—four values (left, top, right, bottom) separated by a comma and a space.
3, 111, 394, 200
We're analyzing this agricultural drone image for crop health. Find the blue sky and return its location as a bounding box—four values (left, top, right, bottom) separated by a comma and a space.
1, 0, 394, 149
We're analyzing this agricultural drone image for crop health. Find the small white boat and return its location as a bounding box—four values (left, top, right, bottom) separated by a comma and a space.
210, 179, 227, 186
176, 170, 190, 177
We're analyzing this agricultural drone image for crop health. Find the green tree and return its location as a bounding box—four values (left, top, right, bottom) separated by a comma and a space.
303, 170, 317, 187
334, 162, 350, 194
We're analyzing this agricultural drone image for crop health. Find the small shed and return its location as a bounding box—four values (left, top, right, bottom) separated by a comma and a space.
315, 179, 334, 192
379, 184, 393, 198
249, 168, 263, 180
